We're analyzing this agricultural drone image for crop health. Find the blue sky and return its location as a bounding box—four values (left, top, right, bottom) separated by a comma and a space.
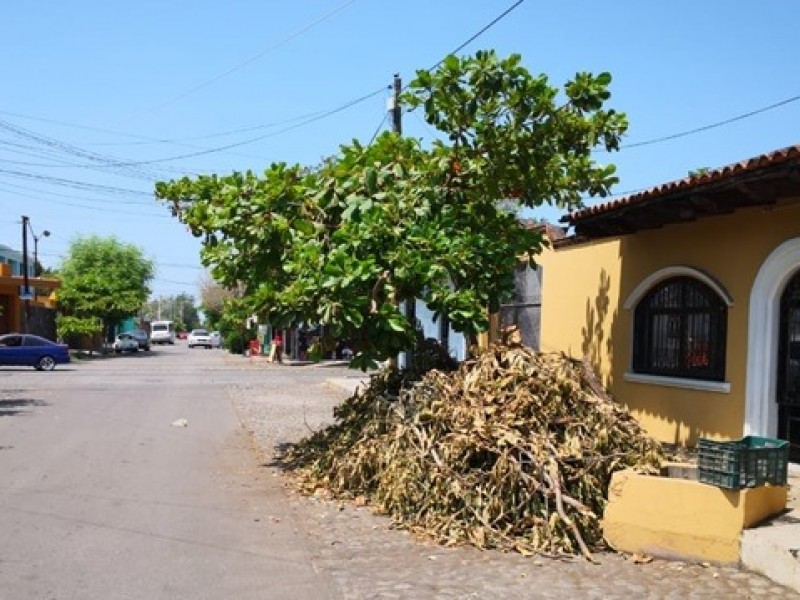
2, 1, 799, 299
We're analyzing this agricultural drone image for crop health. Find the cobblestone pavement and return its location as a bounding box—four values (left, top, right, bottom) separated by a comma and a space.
226, 359, 799, 599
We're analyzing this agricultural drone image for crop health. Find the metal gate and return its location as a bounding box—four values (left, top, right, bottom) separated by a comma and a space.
499, 263, 541, 350
28, 305, 58, 341
778, 270, 800, 462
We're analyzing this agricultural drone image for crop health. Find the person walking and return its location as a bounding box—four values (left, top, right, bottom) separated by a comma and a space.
272, 332, 284, 364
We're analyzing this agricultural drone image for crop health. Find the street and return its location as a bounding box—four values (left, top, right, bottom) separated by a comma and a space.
0, 343, 339, 600
0, 344, 796, 599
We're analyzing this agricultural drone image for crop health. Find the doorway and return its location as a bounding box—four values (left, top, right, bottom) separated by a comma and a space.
778, 270, 800, 462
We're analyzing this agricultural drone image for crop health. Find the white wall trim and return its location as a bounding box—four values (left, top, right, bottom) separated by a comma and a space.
624, 372, 731, 393
745, 238, 800, 437
623, 265, 734, 310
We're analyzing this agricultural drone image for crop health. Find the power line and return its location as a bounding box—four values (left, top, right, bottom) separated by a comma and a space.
0, 106, 329, 168
0, 119, 182, 181
3, 0, 794, 203
368, 112, 389, 146
120, 0, 361, 123
0, 179, 152, 205
154, 277, 200, 286
0, 87, 387, 170
157, 261, 204, 270
74, 86, 389, 167
1, 1, 525, 170
0, 169, 154, 200
0, 191, 170, 218
620, 93, 800, 150
428, 0, 527, 72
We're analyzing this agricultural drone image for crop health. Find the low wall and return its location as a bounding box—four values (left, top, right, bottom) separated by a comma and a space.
603, 469, 788, 564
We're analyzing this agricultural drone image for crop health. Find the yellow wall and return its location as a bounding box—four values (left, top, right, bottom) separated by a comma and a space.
603, 470, 788, 564
0, 276, 61, 333
538, 202, 800, 445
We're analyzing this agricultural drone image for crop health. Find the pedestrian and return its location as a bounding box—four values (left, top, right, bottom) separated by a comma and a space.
299, 333, 309, 361
273, 332, 284, 364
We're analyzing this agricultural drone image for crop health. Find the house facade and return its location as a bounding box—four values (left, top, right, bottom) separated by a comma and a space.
0, 246, 61, 338
536, 145, 800, 461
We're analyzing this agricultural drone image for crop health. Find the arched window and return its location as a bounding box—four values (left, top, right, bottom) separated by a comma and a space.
633, 276, 727, 381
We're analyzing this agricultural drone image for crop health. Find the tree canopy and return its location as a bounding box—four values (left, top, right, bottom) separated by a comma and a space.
57, 235, 154, 341
156, 51, 627, 368
198, 274, 238, 331
142, 293, 201, 332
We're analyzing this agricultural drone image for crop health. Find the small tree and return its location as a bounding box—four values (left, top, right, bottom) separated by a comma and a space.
56, 315, 102, 355
58, 235, 154, 346
199, 274, 238, 331
156, 51, 626, 368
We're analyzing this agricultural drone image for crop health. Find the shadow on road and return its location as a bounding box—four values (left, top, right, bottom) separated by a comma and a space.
0, 397, 49, 417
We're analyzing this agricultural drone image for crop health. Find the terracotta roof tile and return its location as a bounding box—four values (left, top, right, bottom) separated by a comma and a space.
566, 144, 800, 223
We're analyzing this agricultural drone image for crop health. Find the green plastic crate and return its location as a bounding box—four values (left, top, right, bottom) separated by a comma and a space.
697, 436, 789, 490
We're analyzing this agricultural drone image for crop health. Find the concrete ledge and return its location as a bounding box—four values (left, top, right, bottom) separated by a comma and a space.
603, 469, 788, 564
742, 523, 800, 592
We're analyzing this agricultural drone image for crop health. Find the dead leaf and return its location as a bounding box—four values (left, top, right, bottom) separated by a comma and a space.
630, 553, 653, 564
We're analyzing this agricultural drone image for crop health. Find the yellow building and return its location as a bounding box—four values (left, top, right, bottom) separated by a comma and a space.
537, 144, 800, 461
0, 262, 61, 336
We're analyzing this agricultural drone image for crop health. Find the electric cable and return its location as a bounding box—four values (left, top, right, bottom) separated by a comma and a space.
0, 169, 155, 200
368, 112, 389, 146
619, 94, 800, 150
0, 87, 388, 169
120, 0, 360, 123
427, 0, 527, 73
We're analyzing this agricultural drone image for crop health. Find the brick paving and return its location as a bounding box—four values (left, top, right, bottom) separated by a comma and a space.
227, 359, 799, 599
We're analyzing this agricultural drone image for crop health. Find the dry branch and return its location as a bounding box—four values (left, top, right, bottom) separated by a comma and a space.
285, 344, 663, 558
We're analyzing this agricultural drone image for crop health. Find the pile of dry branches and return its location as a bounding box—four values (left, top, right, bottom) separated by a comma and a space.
285, 344, 663, 560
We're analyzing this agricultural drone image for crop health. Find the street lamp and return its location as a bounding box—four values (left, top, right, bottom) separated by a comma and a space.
32, 229, 50, 278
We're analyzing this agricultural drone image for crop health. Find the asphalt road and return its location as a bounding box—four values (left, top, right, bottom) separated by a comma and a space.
0, 343, 337, 600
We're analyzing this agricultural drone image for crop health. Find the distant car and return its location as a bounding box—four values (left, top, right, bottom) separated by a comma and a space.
113, 333, 139, 353
150, 320, 175, 345
127, 329, 150, 350
187, 328, 212, 349
0, 333, 70, 371
209, 331, 222, 348
177, 331, 188, 340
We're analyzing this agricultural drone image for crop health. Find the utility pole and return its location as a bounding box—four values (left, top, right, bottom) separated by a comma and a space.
391, 73, 402, 136
21, 215, 31, 333
390, 75, 417, 369
32, 228, 50, 299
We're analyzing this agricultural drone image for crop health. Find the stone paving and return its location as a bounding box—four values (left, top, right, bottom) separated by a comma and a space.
227, 359, 799, 599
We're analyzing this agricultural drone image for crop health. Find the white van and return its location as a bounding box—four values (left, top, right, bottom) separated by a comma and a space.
150, 320, 175, 345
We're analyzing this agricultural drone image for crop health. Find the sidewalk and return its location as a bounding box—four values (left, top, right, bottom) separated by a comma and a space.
229, 368, 797, 598
240, 351, 373, 395
741, 464, 800, 591
318, 369, 800, 592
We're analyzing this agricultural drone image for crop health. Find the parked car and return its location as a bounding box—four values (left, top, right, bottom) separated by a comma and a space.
209, 331, 222, 348
128, 329, 150, 350
0, 333, 70, 371
187, 328, 212, 349
113, 333, 139, 353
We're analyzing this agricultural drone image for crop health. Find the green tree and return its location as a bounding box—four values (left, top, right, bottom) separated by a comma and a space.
142, 293, 201, 331
56, 315, 103, 355
156, 51, 626, 369
176, 293, 201, 330
58, 235, 154, 345
199, 274, 238, 332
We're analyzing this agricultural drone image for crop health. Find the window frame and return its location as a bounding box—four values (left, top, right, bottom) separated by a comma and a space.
631, 275, 728, 382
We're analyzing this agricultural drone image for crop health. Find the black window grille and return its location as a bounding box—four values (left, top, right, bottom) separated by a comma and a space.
633, 276, 727, 381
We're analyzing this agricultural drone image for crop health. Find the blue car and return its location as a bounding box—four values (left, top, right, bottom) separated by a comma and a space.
0, 333, 71, 371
